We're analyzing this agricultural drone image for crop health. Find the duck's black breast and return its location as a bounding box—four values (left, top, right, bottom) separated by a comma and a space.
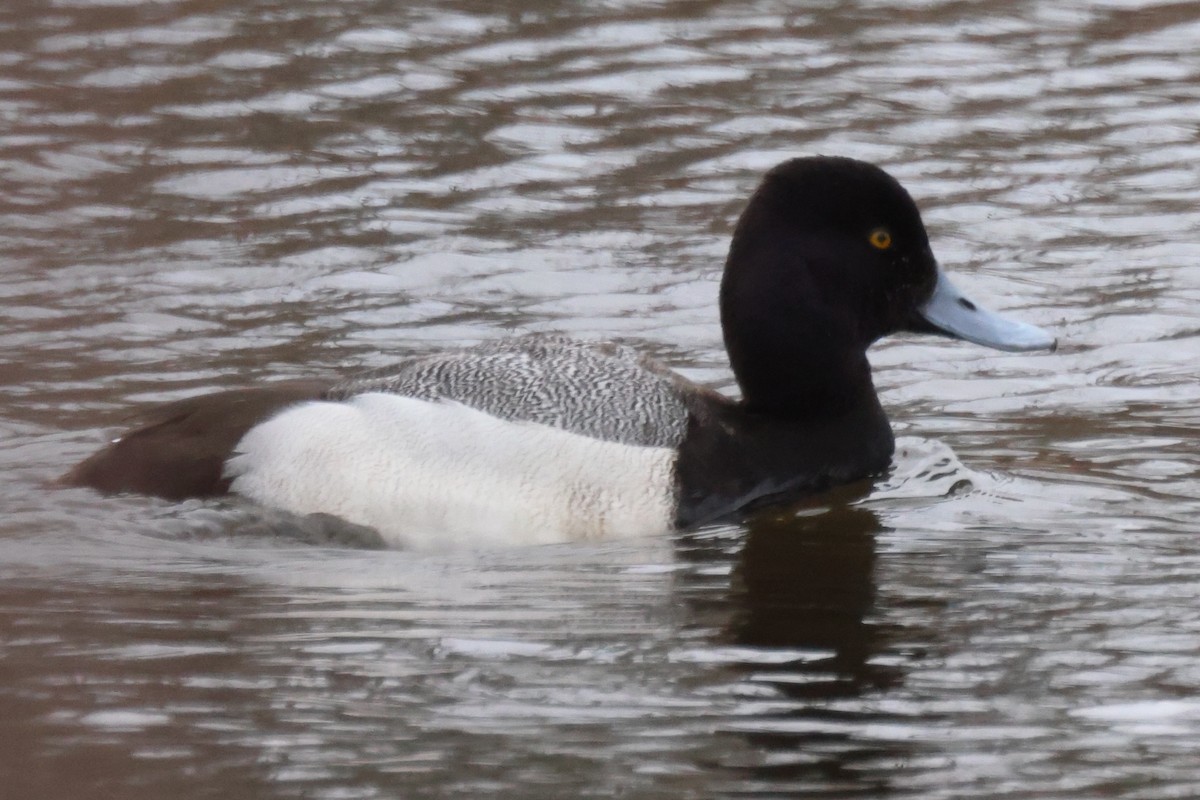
671, 389, 896, 528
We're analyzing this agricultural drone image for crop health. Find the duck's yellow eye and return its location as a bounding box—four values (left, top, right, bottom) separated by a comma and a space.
868, 228, 893, 250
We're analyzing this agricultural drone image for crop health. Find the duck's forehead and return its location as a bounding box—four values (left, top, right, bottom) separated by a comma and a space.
860, 181, 925, 231
806, 175, 926, 236
829, 166, 920, 218
766, 159, 925, 230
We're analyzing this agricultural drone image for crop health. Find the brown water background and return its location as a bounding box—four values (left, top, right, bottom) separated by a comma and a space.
2, 1, 1199, 797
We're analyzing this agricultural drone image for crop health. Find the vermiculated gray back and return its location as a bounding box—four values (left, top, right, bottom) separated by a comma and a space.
328, 335, 691, 448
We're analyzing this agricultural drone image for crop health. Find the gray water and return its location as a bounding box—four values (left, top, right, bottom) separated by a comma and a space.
3, 1, 1200, 797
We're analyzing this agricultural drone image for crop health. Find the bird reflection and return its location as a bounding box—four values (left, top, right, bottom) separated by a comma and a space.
732, 493, 896, 694
717, 485, 914, 791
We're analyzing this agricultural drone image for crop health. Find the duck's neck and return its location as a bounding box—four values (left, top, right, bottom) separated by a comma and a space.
721, 293, 879, 418
735, 337, 878, 417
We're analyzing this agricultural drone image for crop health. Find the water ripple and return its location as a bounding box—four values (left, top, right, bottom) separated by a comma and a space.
4, 0, 1200, 797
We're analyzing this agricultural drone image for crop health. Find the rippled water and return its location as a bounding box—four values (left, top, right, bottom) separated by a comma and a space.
3, 0, 1199, 797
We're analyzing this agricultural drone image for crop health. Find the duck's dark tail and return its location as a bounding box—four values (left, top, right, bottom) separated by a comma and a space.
61, 380, 329, 500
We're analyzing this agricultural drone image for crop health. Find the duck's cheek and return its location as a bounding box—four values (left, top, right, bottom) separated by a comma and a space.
224, 394, 677, 549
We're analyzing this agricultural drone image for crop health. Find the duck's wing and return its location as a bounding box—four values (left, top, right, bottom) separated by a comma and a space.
63, 336, 713, 502
329, 335, 698, 449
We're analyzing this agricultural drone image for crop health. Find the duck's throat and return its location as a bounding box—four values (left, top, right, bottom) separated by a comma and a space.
731, 336, 879, 419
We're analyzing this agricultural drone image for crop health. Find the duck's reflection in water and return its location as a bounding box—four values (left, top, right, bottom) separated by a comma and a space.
713, 489, 917, 790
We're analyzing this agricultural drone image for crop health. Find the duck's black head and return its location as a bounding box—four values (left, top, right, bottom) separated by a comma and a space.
720, 156, 1053, 416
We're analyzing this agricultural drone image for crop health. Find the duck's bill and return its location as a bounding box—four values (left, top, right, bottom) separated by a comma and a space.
919, 269, 1056, 352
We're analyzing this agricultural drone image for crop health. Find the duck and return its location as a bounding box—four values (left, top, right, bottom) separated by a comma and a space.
63, 156, 1055, 549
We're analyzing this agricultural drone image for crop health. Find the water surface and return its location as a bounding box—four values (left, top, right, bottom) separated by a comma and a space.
3, 1, 1200, 797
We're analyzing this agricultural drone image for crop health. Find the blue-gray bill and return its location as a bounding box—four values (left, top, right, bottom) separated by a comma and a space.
919, 269, 1057, 352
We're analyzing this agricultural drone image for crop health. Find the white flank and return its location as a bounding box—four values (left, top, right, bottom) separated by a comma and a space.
225, 394, 677, 549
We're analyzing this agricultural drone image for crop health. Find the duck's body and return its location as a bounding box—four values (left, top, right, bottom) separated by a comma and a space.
64, 157, 1054, 548
67, 334, 894, 547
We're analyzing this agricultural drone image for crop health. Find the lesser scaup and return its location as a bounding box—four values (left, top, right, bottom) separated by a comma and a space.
64, 156, 1055, 548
